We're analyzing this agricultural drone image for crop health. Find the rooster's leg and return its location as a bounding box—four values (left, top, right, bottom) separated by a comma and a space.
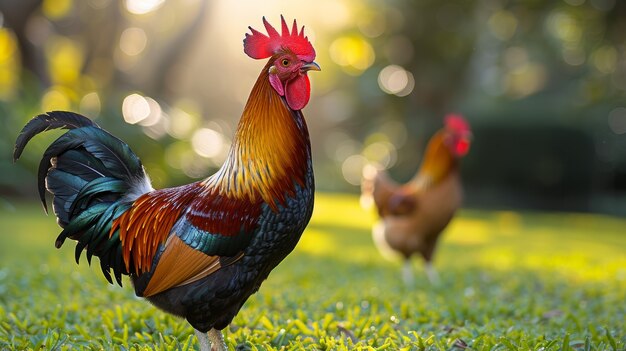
195, 329, 211, 351
402, 259, 414, 286
194, 328, 227, 351
208, 328, 227, 351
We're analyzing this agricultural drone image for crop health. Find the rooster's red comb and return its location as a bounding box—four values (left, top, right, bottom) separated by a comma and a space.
444, 113, 471, 133
244, 15, 315, 62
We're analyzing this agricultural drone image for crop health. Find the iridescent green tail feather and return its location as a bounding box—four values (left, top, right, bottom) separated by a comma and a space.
14, 111, 150, 285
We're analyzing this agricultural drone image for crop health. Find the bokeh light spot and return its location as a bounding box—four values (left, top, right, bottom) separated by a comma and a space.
120, 94, 164, 127
42, 0, 73, 20
504, 47, 528, 69
547, 12, 581, 44
191, 128, 225, 159
87, 0, 113, 10
362, 141, 397, 169
504, 63, 547, 98
125, 0, 165, 15
564, 0, 585, 5
41, 87, 71, 111
168, 107, 197, 139
608, 107, 626, 134
46, 36, 84, 85
79, 92, 101, 116
377, 65, 415, 97
122, 93, 150, 124
562, 47, 585, 66
329, 35, 375, 75
357, 12, 386, 38
488, 10, 518, 41
120, 27, 148, 56
342, 154, 368, 186
592, 46, 617, 74
0, 28, 19, 99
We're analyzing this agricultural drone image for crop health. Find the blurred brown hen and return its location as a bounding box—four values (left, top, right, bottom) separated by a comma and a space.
361, 114, 471, 284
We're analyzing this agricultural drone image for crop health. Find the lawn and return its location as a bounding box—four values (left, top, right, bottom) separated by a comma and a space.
0, 193, 625, 350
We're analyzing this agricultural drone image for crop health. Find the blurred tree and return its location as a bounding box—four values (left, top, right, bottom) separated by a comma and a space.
0, 0, 211, 196
2, 0, 626, 213
0, 0, 47, 85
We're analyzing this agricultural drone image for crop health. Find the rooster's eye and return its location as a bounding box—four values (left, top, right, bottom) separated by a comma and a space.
281, 59, 289, 66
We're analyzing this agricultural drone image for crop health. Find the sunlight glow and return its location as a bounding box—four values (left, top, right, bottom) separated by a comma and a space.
125, 0, 164, 15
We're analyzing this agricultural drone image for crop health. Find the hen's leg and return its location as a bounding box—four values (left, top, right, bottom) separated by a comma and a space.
208, 328, 227, 351
424, 261, 440, 285
402, 259, 414, 286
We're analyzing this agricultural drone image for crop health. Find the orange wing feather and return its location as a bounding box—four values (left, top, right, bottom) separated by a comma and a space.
142, 235, 243, 296
111, 182, 204, 274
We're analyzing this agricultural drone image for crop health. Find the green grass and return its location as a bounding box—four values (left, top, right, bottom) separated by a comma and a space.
0, 193, 625, 350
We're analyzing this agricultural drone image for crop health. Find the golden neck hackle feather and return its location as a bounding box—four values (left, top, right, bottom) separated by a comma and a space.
203, 60, 309, 207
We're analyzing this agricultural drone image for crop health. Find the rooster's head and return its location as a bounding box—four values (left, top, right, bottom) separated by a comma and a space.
244, 16, 320, 111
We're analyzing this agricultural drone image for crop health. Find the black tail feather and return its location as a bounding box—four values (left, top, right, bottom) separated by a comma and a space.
55, 150, 107, 181
16, 111, 149, 286
46, 169, 88, 225
13, 111, 98, 161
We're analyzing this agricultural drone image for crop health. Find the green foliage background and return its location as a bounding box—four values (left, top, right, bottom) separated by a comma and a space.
1, 194, 624, 350
1, 0, 626, 213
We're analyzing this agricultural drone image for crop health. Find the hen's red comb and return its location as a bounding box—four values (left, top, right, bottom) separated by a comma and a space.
444, 113, 471, 133
244, 15, 315, 62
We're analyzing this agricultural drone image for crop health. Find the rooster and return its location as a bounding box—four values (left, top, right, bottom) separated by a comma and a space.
361, 114, 471, 285
13, 16, 320, 351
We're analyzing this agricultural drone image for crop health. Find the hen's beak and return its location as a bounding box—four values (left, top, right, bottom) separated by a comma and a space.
301, 61, 321, 72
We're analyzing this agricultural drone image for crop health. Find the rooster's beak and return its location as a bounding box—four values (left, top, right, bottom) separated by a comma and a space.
301, 62, 321, 72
